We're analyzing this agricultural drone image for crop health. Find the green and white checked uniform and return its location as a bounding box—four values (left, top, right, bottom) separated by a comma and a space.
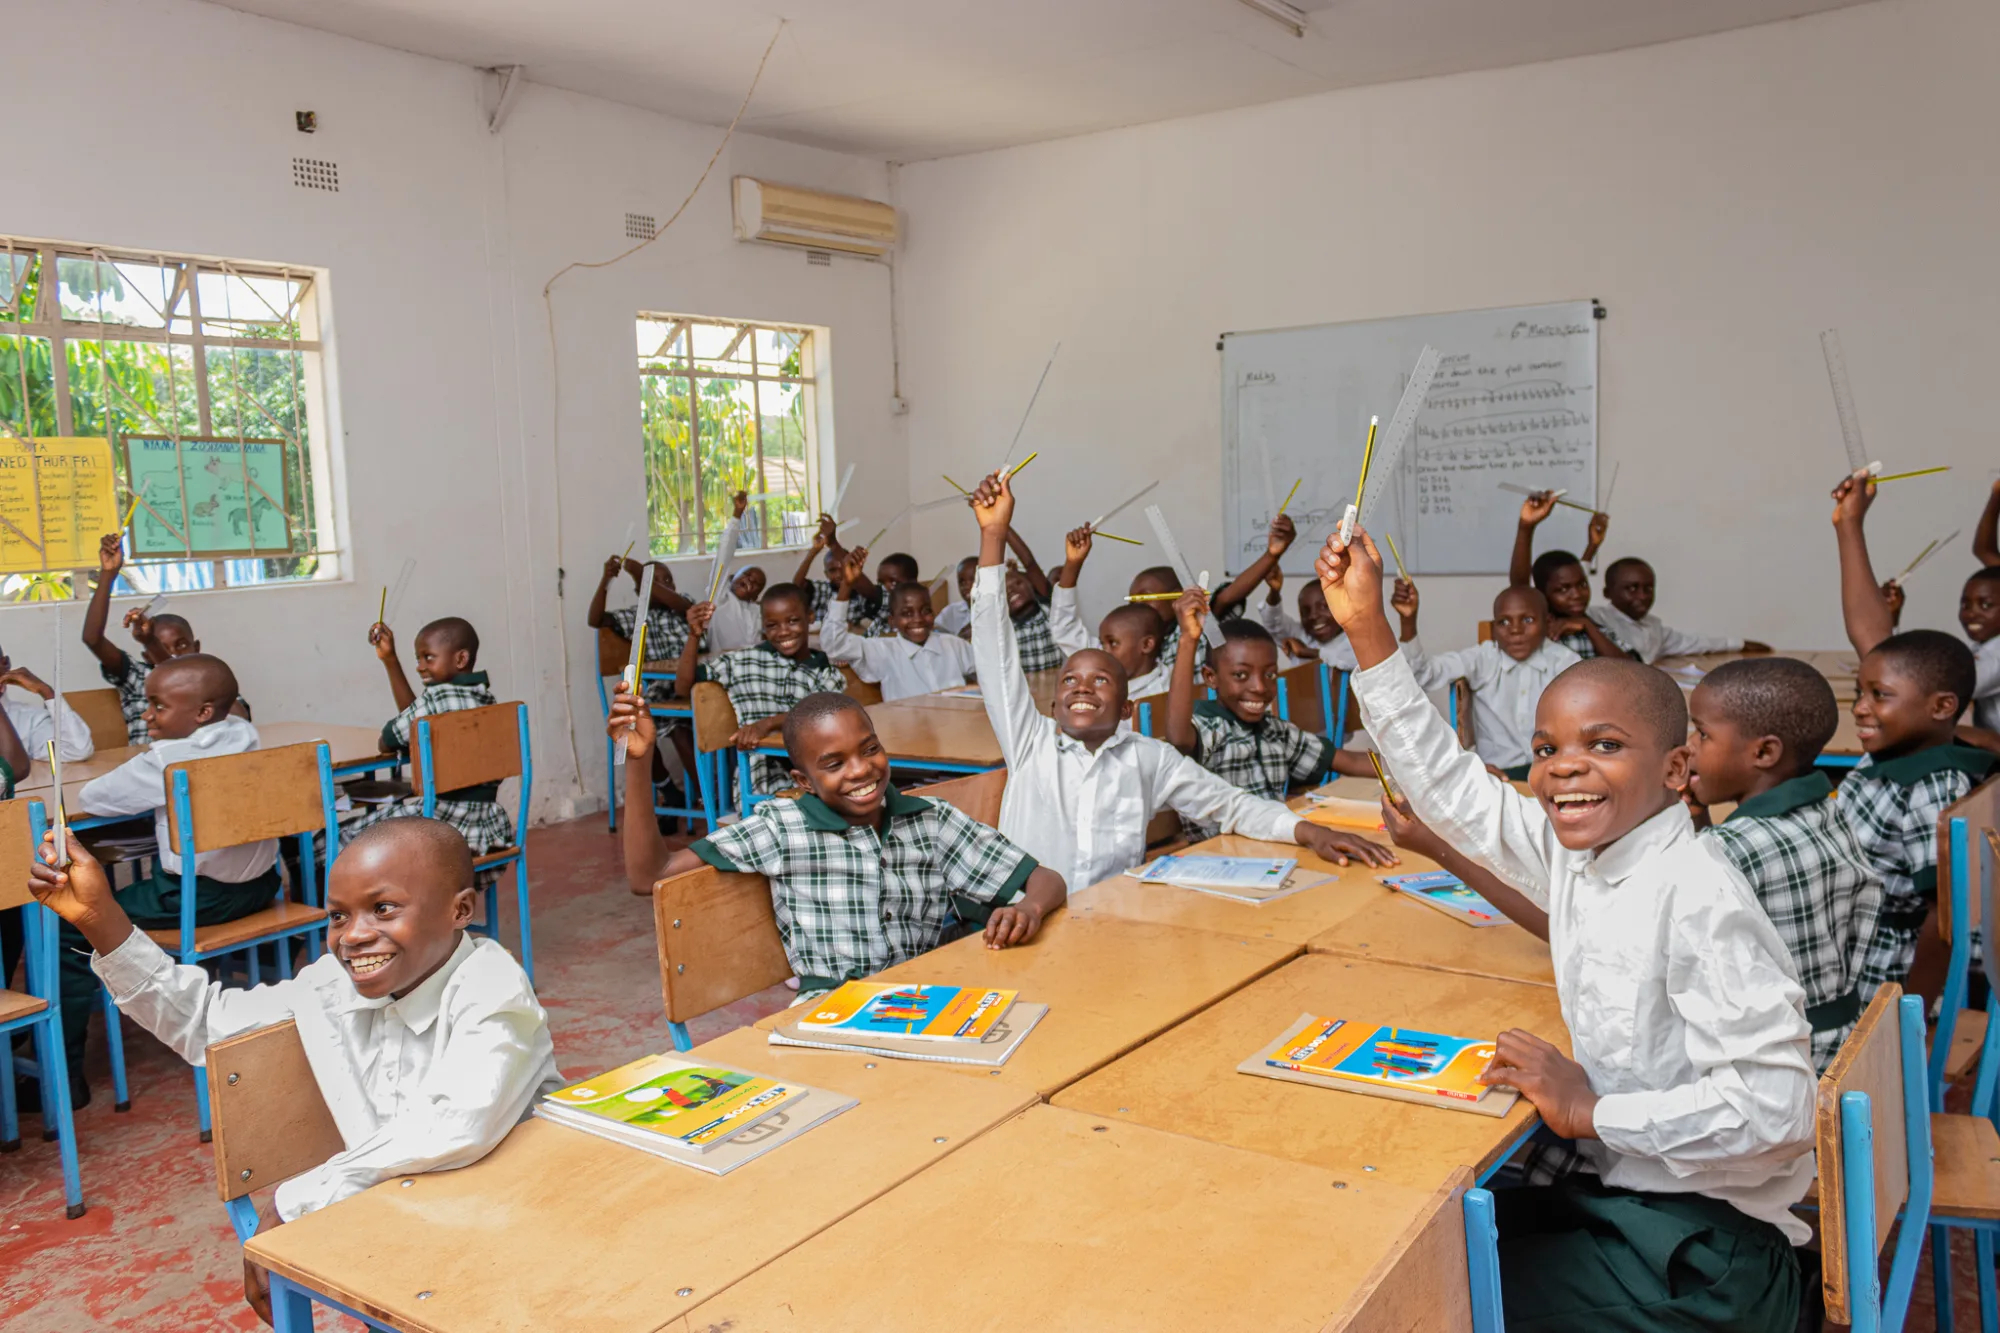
1705, 772, 1884, 1072
102, 653, 152, 745
1183, 700, 1336, 839
696, 642, 846, 794
1011, 602, 1062, 673
347, 671, 514, 853
607, 604, 691, 704
691, 787, 1039, 995
1835, 745, 1997, 992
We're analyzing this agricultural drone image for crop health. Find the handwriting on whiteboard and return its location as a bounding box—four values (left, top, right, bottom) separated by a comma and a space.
1411, 352, 1594, 520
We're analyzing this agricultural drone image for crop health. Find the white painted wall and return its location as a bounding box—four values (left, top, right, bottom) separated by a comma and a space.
895, 0, 2000, 655
3, 0, 899, 816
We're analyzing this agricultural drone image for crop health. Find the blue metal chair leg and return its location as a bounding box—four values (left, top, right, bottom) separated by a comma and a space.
1934, 1224, 1956, 1333
269, 1274, 317, 1333
513, 856, 534, 985
1463, 1187, 1503, 1333
195, 1061, 212, 1142
100, 987, 130, 1111
32, 1017, 83, 1217
669, 1021, 692, 1053
1976, 1231, 1997, 1333
0, 1038, 17, 1151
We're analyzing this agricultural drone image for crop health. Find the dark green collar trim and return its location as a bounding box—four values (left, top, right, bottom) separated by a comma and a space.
449, 671, 489, 687
755, 640, 833, 669
794, 787, 932, 832
1727, 771, 1834, 823
1865, 743, 2000, 788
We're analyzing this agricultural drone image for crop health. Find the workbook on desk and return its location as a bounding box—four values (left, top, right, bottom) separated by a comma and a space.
1380, 871, 1508, 927
536, 1054, 856, 1174
795, 981, 1017, 1042
1132, 854, 1323, 905
1238, 1014, 1517, 1117
1302, 794, 1387, 832
770, 990, 1047, 1067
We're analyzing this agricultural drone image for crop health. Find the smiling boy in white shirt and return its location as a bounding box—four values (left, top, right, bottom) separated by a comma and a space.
1317, 522, 1814, 1333
31, 817, 560, 1322
966, 472, 1395, 894
820, 548, 975, 701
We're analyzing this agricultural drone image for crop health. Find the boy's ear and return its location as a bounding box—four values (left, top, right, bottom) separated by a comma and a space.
449, 885, 478, 929
1198, 662, 1216, 687
1118, 697, 1135, 721
1748, 734, 1787, 773
1661, 742, 1691, 793
1929, 691, 1964, 724
788, 764, 814, 793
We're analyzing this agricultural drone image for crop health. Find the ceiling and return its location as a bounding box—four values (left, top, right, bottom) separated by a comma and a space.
210, 0, 1875, 161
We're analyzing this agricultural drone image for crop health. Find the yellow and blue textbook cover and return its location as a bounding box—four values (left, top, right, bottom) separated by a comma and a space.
1380, 870, 1506, 927
796, 981, 1016, 1041
1237, 1013, 1519, 1117
540, 1055, 799, 1151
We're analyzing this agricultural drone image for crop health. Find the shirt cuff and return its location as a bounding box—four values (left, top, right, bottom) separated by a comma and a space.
688, 839, 741, 873
273, 1166, 337, 1222
1589, 1090, 1665, 1159
91, 925, 175, 1002
973, 565, 1005, 601
1350, 646, 1431, 722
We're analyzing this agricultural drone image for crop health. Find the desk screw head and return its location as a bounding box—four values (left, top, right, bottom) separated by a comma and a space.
677, 1288, 694, 1298
226, 1073, 240, 1085
863, 1062, 876, 1069
1092, 1125, 1108, 1133
672, 919, 681, 929
239, 1169, 252, 1181
1332, 1181, 1347, 1189
1363, 1165, 1376, 1172
401, 1179, 414, 1188
416, 1291, 433, 1301
676, 963, 685, 974
934, 1136, 948, 1144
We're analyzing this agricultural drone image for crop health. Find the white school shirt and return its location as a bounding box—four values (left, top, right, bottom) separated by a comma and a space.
1972, 635, 2000, 732
1255, 603, 1362, 672
3, 691, 93, 763
77, 714, 278, 880
93, 929, 562, 1221
1355, 650, 1817, 1240
1050, 585, 1168, 701
971, 565, 1303, 892
1586, 605, 1740, 664
1401, 638, 1582, 771
705, 592, 766, 654
934, 600, 971, 636
821, 598, 975, 701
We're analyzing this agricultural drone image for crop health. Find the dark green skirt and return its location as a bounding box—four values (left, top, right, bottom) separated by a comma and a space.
1496, 1175, 1801, 1332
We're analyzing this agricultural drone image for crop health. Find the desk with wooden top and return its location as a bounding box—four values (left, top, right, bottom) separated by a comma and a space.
1053, 953, 1569, 1188
15, 722, 394, 797
245, 1026, 1038, 1333
756, 908, 1298, 1099
1657, 649, 1862, 760
669, 1103, 1449, 1333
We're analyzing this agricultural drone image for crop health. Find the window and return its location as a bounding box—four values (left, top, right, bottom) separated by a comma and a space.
636, 314, 823, 557
0, 235, 337, 602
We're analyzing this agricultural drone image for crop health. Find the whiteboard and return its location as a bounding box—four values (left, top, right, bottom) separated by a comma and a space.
1221, 300, 1599, 577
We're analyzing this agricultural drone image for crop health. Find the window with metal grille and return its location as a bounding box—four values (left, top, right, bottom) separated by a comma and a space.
635, 315, 824, 558
0, 235, 340, 603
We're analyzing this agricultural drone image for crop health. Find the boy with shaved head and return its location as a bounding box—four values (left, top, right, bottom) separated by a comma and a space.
31, 817, 559, 1316
49, 654, 284, 1101
354, 615, 511, 853
1319, 523, 1814, 1333
82, 533, 248, 744
611, 687, 1065, 1001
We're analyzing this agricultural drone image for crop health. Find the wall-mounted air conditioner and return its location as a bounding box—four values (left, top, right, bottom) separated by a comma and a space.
732, 177, 897, 258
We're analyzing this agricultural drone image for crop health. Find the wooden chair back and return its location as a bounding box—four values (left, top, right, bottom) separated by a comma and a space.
0, 798, 34, 912
1477, 620, 1493, 644
839, 665, 883, 706
1329, 1167, 1476, 1332
1450, 679, 1476, 750
1279, 661, 1326, 735
910, 768, 1005, 828
207, 1020, 345, 1204
1815, 984, 1909, 1325
930, 580, 952, 614
653, 865, 790, 1024
66, 687, 130, 750
411, 702, 524, 793
690, 681, 740, 752
597, 625, 633, 677
165, 742, 329, 856
1938, 774, 2000, 945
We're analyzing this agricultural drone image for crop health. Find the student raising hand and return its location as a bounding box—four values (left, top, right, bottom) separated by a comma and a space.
1266, 512, 1296, 558
1064, 525, 1093, 568
368, 621, 396, 661
1518, 490, 1559, 526
1583, 510, 1609, 563
839, 546, 869, 596
1314, 524, 1399, 670
1173, 584, 1209, 640
732, 489, 749, 520
605, 679, 658, 753
1830, 472, 1876, 527
1391, 576, 1418, 638
1478, 1029, 1599, 1139
98, 531, 124, 577
685, 601, 717, 637
970, 470, 1014, 534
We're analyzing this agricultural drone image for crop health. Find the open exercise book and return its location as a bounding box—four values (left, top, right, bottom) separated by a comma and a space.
768, 980, 1047, 1068
1131, 854, 1327, 905
536, 1054, 856, 1174
1237, 1014, 1518, 1118
1380, 870, 1507, 927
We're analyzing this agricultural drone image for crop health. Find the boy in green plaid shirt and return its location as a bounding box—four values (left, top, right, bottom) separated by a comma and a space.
1162, 601, 1375, 837
351, 616, 512, 853
1683, 659, 1883, 1071
679, 582, 846, 794
586, 554, 692, 701
612, 690, 1064, 997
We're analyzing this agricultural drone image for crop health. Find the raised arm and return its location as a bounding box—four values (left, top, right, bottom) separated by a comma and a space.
1380, 797, 1549, 939
1580, 510, 1609, 568
369, 624, 418, 714
673, 602, 714, 702
586, 554, 621, 630
818, 552, 870, 666
793, 518, 834, 588
1508, 492, 1557, 588
1831, 475, 1895, 657
1162, 587, 1208, 756
610, 686, 706, 893
1057, 525, 1091, 590
0, 700, 29, 789
81, 534, 131, 671
1004, 526, 1051, 602
969, 473, 1046, 759
1213, 515, 1294, 618
1975, 479, 2000, 568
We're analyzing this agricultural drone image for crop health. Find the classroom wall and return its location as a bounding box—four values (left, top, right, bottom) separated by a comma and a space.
3, 0, 900, 818
895, 0, 2000, 654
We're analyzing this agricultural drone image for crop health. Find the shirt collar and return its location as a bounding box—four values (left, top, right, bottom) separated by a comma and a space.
336, 931, 475, 1027
793, 787, 931, 832
447, 671, 489, 688
1056, 726, 1135, 759
754, 640, 833, 670
1863, 742, 2000, 787
1727, 770, 1834, 822
1193, 698, 1261, 733
1588, 799, 1695, 884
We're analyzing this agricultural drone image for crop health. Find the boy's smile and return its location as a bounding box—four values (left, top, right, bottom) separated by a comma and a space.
1297, 582, 1340, 644
1605, 563, 1656, 621
761, 593, 812, 658
1852, 652, 1957, 758
326, 834, 476, 1000
1960, 575, 2000, 643
1542, 562, 1591, 619
1055, 649, 1131, 745
888, 588, 935, 645
1004, 569, 1038, 617
413, 630, 469, 687
1208, 639, 1278, 724
1528, 672, 1688, 852
788, 706, 893, 823
731, 567, 767, 603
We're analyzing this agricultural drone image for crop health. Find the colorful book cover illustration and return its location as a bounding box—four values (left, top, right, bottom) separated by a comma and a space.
1265, 1015, 1498, 1104
1137, 854, 1298, 892
542, 1055, 799, 1151
795, 981, 1016, 1042
1381, 870, 1506, 927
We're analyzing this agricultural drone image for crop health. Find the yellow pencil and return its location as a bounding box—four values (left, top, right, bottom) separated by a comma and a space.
942, 474, 968, 494
1278, 478, 1302, 514
1368, 751, 1396, 802
123, 496, 141, 531
1004, 450, 1039, 481
1384, 532, 1410, 582
1353, 417, 1379, 510
1126, 591, 1183, 602
621, 539, 637, 559
377, 586, 387, 625
1092, 531, 1143, 546
1874, 466, 1950, 484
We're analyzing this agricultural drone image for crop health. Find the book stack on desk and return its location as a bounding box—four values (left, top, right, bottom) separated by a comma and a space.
1132, 854, 1326, 905
1238, 1014, 1516, 1117
537, 1054, 856, 1174
1380, 870, 1507, 927
768, 980, 1046, 1068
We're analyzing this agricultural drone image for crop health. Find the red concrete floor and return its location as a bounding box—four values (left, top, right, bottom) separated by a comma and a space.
1, 813, 795, 1332
2, 814, 1994, 1329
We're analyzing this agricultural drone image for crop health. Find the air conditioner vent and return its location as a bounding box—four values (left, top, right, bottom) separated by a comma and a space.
292, 157, 339, 192
625, 212, 657, 240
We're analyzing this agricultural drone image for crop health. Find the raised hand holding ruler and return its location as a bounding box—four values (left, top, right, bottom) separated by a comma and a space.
1338, 345, 1440, 546
1143, 504, 1223, 648
620, 561, 657, 762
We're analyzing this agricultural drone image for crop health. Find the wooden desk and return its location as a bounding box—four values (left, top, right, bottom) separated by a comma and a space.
15, 722, 395, 795
1308, 889, 1555, 987
670, 1103, 1444, 1333
862, 700, 1002, 768
1068, 832, 1388, 946
245, 1027, 1037, 1333
1053, 954, 1569, 1188
757, 910, 1299, 1099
